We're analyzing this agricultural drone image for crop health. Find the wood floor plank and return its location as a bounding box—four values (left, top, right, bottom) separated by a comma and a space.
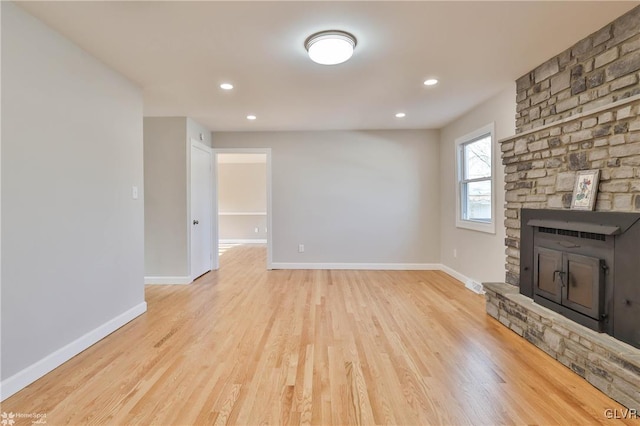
2, 245, 636, 425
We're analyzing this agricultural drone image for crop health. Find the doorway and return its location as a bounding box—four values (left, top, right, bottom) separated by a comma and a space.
213, 148, 272, 269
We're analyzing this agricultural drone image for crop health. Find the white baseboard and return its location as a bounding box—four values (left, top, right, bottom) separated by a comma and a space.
219, 239, 267, 244
0, 302, 147, 401
144, 276, 191, 285
269, 262, 484, 294
439, 264, 469, 283
439, 265, 485, 294
270, 262, 440, 271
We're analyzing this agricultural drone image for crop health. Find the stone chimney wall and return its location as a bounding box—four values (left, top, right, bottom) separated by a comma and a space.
501, 6, 640, 286
516, 7, 640, 134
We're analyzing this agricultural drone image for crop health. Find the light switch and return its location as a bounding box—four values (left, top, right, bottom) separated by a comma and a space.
132, 186, 138, 200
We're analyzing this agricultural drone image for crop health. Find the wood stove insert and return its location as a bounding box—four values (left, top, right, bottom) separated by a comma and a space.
520, 209, 640, 349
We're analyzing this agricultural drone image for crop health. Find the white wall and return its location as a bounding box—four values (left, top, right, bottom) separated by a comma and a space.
439, 85, 516, 283
1, 2, 145, 397
213, 130, 440, 266
218, 162, 267, 240
219, 163, 267, 213
143, 117, 211, 279
144, 117, 189, 277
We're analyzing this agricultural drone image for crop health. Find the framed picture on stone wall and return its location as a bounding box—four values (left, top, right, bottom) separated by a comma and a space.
571, 169, 600, 211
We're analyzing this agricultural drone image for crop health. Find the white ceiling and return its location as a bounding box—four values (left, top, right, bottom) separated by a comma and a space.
16, 1, 636, 132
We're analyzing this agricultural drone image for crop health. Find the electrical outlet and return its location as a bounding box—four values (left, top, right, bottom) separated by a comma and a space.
298, 244, 305, 253
453, 249, 457, 258
254, 227, 259, 233
132, 186, 138, 200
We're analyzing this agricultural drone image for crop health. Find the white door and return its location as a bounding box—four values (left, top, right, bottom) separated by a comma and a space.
190, 142, 213, 280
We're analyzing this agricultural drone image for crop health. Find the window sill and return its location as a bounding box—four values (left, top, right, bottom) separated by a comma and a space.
456, 219, 496, 234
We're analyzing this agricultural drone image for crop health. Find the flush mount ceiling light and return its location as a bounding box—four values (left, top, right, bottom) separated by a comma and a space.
424, 78, 439, 86
395, 112, 406, 118
220, 83, 233, 90
246, 115, 257, 120
304, 30, 357, 65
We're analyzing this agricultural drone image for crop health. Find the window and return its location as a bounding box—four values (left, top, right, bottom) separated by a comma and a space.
455, 123, 495, 233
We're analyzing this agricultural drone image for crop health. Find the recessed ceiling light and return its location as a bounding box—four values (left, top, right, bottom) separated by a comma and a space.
220, 83, 234, 90
304, 30, 357, 65
424, 79, 439, 86
246, 115, 257, 120
395, 112, 406, 118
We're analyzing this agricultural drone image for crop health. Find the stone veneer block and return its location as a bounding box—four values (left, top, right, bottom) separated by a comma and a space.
535, 58, 560, 83
484, 282, 640, 411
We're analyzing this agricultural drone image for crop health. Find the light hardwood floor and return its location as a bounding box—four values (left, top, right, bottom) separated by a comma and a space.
2, 245, 635, 425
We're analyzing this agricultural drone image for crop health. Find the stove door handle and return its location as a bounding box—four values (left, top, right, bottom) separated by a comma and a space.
553, 270, 566, 286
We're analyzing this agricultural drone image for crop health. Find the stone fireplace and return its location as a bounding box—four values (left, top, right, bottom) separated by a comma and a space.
485, 5, 640, 410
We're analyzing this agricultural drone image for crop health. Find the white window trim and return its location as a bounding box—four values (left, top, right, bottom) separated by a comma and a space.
455, 122, 496, 234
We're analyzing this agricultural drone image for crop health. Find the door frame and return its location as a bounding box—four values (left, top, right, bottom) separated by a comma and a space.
213, 148, 273, 270
188, 139, 216, 282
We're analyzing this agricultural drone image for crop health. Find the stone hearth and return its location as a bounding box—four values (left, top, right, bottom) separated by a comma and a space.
485, 282, 640, 410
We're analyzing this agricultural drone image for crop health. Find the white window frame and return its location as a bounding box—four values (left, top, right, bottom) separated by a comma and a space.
455, 122, 496, 234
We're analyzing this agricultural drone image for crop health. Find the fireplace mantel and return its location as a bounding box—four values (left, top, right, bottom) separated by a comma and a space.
499, 93, 640, 146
